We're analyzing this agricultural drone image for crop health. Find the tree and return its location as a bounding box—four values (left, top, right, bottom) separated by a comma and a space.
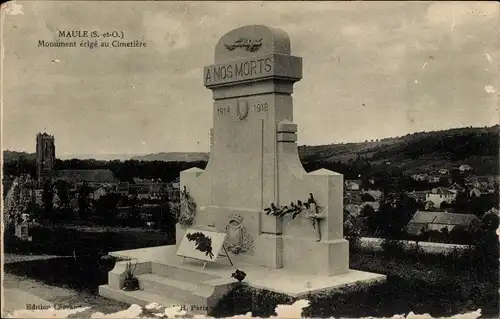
77, 181, 92, 220
439, 176, 450, 186
452, 191, 469, 214
393, 193, 418, 231
440, 201, 452, 211
471, 213, 500, 278
3, 175, 35, 231
343, 210, 361, 250
95, 192, 121, 224
54, 180, 72, 208
42, 179, 54, 219
359, 204, 376, 217
376, 202, 396, 238
361, 204, 379, 236
361, 193, 376, 202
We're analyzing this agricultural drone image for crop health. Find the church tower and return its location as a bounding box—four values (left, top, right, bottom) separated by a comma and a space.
36, 133, 55, 183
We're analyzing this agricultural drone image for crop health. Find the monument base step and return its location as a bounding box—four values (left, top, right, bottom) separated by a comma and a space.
103, 245, 387, 298
98, 285, 207, 315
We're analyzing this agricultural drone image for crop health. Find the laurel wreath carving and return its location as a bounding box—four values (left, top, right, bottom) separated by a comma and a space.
236, 101, 249, 122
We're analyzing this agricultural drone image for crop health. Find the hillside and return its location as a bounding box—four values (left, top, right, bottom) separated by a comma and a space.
2, 150, 37, 163
298, 125, 499, 175
4, 125, 499, 175
131, 152, 209, 162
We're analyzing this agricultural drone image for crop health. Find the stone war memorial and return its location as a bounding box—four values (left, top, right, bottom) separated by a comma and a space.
99, 25, 385, 314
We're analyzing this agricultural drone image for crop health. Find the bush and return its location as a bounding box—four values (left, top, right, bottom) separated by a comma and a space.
344, 219, 361, 252
380, 239, 407, 258
212, 284, 294, 317
213, 270, 499, 318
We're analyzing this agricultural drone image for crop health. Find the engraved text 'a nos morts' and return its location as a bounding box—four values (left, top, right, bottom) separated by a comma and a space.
204, 56, 272, 85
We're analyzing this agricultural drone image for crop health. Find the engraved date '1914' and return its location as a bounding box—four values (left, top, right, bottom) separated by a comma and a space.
217, 102, 268, 116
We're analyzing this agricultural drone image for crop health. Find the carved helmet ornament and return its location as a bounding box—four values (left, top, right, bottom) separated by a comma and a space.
224, 37, 263, 52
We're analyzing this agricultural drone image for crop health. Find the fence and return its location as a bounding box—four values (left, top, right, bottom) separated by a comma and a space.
360, 237, 470, 254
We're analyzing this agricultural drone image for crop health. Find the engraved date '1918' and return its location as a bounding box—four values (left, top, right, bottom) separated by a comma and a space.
217, 102, 268, 116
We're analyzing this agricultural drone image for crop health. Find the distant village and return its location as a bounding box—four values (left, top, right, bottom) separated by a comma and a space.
4, 133, 181, 239
344, 164, 499, 242
3, 132, 499, 245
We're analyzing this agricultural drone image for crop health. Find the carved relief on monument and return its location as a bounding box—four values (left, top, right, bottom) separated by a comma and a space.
224, 38, 263, 52
236, 100, 249, 122
225, 213, 254, 254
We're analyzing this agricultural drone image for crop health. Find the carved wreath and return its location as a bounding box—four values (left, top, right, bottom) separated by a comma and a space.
236, 101, 249, 122
225, 213, 254, 254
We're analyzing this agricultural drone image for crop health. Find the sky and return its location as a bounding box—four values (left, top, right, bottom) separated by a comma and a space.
2, 1, 499, 157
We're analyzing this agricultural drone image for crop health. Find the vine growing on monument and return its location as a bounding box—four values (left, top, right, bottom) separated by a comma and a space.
263, 193, 325, 241
179, 186, 196, 227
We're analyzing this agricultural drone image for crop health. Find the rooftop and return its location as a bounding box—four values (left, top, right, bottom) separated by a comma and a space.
430, 187, 456, 196
409, 210, 479, 226
56, 169, 116, 183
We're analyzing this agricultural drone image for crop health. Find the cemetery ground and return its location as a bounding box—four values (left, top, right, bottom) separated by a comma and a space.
3, 271, 129, 317
4, 226, 498, 318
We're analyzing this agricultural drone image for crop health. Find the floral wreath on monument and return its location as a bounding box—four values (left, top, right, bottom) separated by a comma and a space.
179, 186, 196, 227
262, 193, 325, 240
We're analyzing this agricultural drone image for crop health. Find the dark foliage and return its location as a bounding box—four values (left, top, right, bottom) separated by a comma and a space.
214, 244, 499, 318
77, 181, 92, 220
369, 131, 498, 162
3, 158, 207, 184
231, 269, 247, 283
42, 180, 54, 219
4, 226, 174, 256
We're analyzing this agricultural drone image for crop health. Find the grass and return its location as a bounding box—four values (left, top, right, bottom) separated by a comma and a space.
4, 225, 174, 256
212, 248, 499, 318
4, 227, 498, 318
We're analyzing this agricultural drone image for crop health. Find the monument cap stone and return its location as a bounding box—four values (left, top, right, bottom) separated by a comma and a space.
204, 25, 301, 90
214, 25, 291, 63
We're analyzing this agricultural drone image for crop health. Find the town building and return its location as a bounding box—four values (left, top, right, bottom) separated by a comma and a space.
36, 133, 56, 184
425, 187, 456, 209
438, 168, 449, 175
345, 180, 361, 191
35, 132, 118, 188
469, 187, 481, 198
56, 169, 117, 187
458, 164, 472, 172
406, 210, 480, 235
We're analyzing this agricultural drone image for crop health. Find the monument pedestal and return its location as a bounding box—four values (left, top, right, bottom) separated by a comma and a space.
100, 245, 385, 315
282, 237, 349, 276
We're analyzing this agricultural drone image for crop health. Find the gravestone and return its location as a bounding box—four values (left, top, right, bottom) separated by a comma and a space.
179, 25, 347, 276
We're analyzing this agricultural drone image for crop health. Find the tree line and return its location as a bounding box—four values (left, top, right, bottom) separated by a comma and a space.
3, 157, 208, 183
